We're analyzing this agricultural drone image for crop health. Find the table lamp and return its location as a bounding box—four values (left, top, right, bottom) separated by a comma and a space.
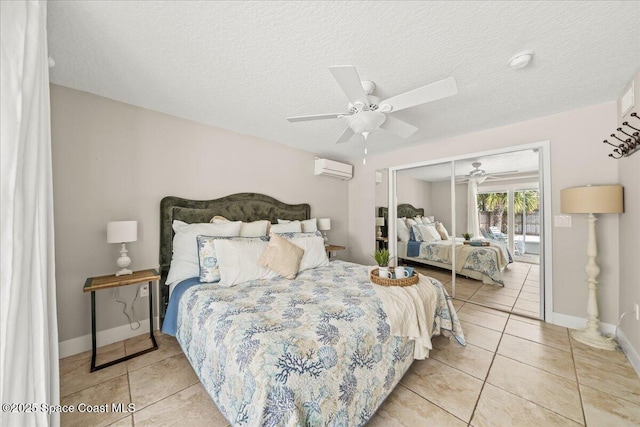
317, 218, 331, 245
561, 184, 623, 350
107, 221, 138, 276
375, 217, 385, 238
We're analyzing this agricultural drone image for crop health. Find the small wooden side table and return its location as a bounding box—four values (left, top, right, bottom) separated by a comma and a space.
83, 269, 160, 372
325, 244, 346, 259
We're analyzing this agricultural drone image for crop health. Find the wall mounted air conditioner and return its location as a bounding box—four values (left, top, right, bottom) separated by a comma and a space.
314, 158, 353, 180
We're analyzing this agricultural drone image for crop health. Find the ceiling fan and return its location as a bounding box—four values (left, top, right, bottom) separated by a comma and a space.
456, 162, 519, 181
287, 66, 458, 144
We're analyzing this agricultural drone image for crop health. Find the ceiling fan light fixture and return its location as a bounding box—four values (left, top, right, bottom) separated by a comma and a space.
345, 110, 386, 139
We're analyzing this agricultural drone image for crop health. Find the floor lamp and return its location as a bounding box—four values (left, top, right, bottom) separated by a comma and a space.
560, 184, 624, 350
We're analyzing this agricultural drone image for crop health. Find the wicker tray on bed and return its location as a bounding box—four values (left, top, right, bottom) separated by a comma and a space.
370, 268, 419, 287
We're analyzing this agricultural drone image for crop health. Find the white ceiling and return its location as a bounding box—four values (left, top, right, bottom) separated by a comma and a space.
47, 1, 640, 161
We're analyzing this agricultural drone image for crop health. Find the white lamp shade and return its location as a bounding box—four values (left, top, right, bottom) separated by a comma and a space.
317, 218, 331, 231
561, 185, 624, 214
107, 221, 138, 243
375, 217, 385, 226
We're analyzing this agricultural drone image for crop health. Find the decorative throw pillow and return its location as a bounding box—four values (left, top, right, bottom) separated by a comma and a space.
197, 235, 230, 283
435, 221, 450, 240
405, 217, 418, 227
214, 239, 278, 287
421, 216, 433, 225
397, 218, 410, 242
416, 224, 441, 242
166, 220, 242, 285
259, 233, 304, 279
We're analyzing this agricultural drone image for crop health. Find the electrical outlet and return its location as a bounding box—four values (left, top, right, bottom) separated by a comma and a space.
554, 215, 572, 227
139, 284, 149, 298
635, 303, 640, 321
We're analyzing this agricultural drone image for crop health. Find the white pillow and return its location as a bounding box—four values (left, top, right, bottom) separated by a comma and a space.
396, 218, 410, 242
214, 239, 278, 287
209, 216, 270, 237
405, 218, 418, 227
166, 220, 242, 285
421, 216, 433, 225
287, 235, 329, 272
270, 222, 303, 234
416, 224, 441, 242
240, 220, 270, 237
277, 218, 318, 233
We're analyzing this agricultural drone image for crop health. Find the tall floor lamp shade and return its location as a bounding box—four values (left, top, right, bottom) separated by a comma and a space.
107, 221, 138, 276
560, 185, 623, 350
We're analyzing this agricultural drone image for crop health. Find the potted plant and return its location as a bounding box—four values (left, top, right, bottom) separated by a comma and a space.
372, 248, 394, 278
462, 232, 472, 244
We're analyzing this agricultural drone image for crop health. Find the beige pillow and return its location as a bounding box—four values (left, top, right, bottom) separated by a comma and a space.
210, 215, 230, 224
259, 233, 304, 279
435, 222, 450, 240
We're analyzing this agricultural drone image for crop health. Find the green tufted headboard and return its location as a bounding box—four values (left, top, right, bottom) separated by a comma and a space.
377, 204, 425, 237
159, 193, 310, 323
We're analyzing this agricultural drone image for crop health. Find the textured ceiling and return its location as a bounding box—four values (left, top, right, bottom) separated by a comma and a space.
47, 1, 640, 161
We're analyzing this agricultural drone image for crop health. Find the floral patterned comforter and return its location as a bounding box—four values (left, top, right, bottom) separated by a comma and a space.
176, 261, 462, 426
417, 240, 508, 285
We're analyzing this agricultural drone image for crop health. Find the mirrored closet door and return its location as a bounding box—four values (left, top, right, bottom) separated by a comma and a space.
388, 143, 549, 320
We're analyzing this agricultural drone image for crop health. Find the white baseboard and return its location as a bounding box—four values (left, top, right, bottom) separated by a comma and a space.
551, 312, 640, 375
617, 328, 640, 377
59, 316, 160, 359
550, 312, 616, 335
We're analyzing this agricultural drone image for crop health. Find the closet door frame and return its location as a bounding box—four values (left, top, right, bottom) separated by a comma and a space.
388, 140, 552, 321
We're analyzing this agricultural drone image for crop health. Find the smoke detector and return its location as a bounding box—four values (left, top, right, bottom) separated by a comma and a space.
509, 50, 534, 70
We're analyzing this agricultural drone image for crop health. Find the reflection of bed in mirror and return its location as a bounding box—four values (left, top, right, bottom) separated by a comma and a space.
379, 204, 511, 286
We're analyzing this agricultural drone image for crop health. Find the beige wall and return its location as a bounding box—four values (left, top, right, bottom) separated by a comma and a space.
396, 175, 431, 213
50, 85, 349, 342
348, 102, 621, 325
618, 69, 640, 356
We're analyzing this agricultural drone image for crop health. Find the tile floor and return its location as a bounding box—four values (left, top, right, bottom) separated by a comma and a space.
410, 261, 541, 318
59, 288, 640, 426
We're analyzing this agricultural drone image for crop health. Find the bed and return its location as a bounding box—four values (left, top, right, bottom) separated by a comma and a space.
159, 194, 464, 426
379, 204, 510, 286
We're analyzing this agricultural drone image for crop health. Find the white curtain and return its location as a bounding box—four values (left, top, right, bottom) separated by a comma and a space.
1, 1, 60, 426
466, 176, 486, 239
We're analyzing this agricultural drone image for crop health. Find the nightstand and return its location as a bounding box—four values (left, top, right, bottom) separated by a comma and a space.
325, 244, 346, 259
376, 237, 389, 251
83, 269, 160, 372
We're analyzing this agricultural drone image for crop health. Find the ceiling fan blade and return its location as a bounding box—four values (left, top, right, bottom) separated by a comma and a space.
329, 66, 369, 105
335, 127, 354, 144
379, 116, 419, 138
287, 113, 345, 122
381, 76, 458, 112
